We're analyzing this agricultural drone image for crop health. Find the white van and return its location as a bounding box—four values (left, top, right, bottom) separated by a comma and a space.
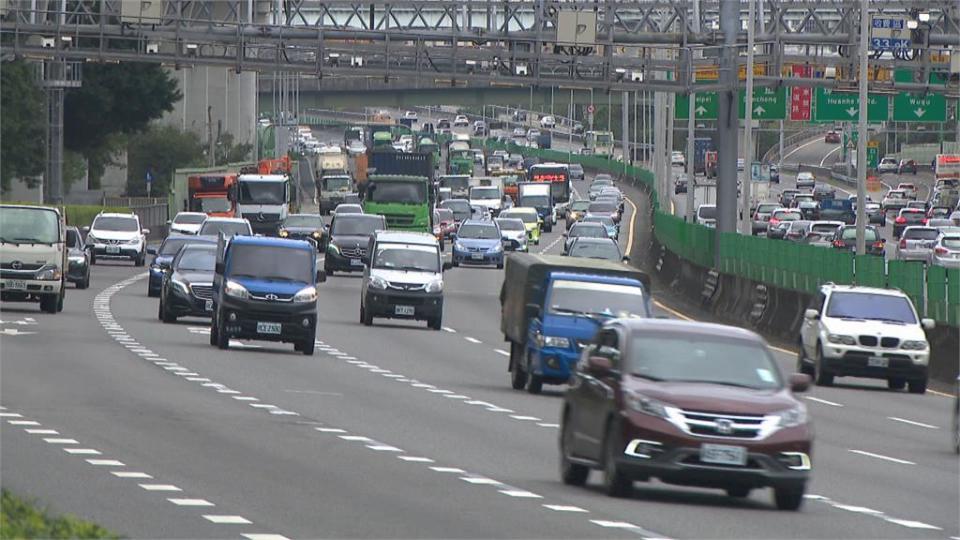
0, 205, 67, 313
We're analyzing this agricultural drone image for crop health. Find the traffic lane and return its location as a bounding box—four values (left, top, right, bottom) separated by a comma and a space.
104, 275, 645, 539
781, 137, 843, 168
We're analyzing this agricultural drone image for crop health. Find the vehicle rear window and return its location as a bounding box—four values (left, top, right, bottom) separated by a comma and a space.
199, 221, 250, 237
94, 216, 139, 232
627, 334, 781, 390
589, 202, 617, 213
495, 219, 524, 231
568, 240, 621, 261
942, 238, 960, 249
904, 228, 939, 240
174, 214, 206, 224
840, 228, 878, 241
159, 237, 194, 256
436, 209, 454, 221
812, 223, 841, 234
228, 244, 313, 283
331, 216, 383, 236
697, 206, 717, 219
570, 224, 608, 238
774, 212, 801, 221
903, 212, 925, 222
826, 292, 916, 324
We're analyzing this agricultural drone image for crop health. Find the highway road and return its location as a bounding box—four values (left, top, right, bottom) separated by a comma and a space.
2, 155, 958, 539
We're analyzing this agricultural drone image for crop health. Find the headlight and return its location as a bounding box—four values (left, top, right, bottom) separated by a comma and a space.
224, 280, 249, 299
827, 334, 856, 345
279, 230, 289, 238
125, 237, 140, 245
540, 335, 569, 348
368, 275, 388, 290
901, 340, 927, 350
624, 392, 671, 419
489, 242, 503, 253
312, 231, 322, 238
35, 266, 61, 280
86, 234, 99, 244
454, 242, 466, 252
326, 242, 340, 255
293, 285, 318, 303
171, 278, 189, 294
68, 255, 86, 264
776, 404, 808, 428
424, 279, 443, 293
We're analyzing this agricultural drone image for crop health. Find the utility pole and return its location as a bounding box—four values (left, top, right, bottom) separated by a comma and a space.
855, 0, 869, 255
685, 0, 701, 222
715, 0, 740, 254
740, 0, 756, 234
622, 91, 629, 175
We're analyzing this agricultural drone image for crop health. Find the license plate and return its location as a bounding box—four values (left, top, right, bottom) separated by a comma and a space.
350, 258, 362, 266
256, 322, 282, 334
6, 280, 26, 290
394, 305, 415, 316
867, 356, 888, 368
204, 299, 213, 312
471, 253, 484, 260
700, 444, 747, 466
106, 245, 120, 254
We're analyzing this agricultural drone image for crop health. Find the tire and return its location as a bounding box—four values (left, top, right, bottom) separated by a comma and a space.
887, 378, 906, 391
300, 338, 315, 356
907, 378, 927, 394
56, 290, 64, 312
361, 304, 373, 326
510, 353, 528, 390
160, 297, 176, 323
89, 252, 96, 265
216, 316, 230, 350
326, 268, 334, 277
544, 222, 553, 233
452, 260, 459, 268
135, 252, 145, 267
813, 345, 834, 386
524, 348, 543, 394
726, 486, 751, 498
560, 413, 589, 486
148, 285, 159, 298
209, 318, 219, 346
797, 344, 814, 376
40, 294, 58, 314
774, 485, 805, 511
157, 298, 164, 321
496, 261, 504, 270
602, 423, 632, 498
428, 316, 442, 331
78, 272, 90, 290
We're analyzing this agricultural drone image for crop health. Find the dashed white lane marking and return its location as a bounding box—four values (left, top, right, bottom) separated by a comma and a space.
464, 336, 482, 344
805, 396, 844, 407
338, 435, 375, 442
25, 429, 58, 434
243, 534, 291, 540
537, 423, 560, 428
233, 396, 260, 401
111, 471, 153, 478
887, 416, 938, 429
444, 394, 469, 399
498, 490, 542, 498
398, 456, 434, 463
0, 413, 23, 417
139, 484, 182, 491
367, 445, 404, 452
168, 498, 215, 507
848, 449, 915, 465
882, 519, 941, 530
460, 476, 502, 485
64, 448, 101, 455
543, 504, 589, 513
427, 388, 454, 394
86, 459, 125, 466
807, 493, 943, 531
202, 515, 252, 524
494, 349, 510, 356
8, 420, 41, 426
590, 520, 639, 529
509, 415, 542, 421
315, 427, 347, 433
430, 466, 466, 473
442, 327, 457, 333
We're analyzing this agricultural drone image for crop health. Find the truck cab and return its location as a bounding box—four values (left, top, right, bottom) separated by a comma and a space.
362, 175, 432, 232
237, 173, 291, 235
500, 254, 651, 394
517, 182, 556, 232
318, 174, 356, 215
210, 235, 325, 355
0, 205, 67, 313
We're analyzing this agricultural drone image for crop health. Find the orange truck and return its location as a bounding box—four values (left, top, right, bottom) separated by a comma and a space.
187, 173, 238, 217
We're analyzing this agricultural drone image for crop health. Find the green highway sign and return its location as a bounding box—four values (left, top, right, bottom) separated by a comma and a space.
674, 93, 719, 120
738, 87, 787, 120
814, 89, 889, 122
892, 92, 947, 122
867, 141, 879, 169
675, 88, 787, 120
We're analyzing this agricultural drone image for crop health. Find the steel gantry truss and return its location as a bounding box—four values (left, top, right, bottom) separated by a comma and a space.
2, 1, 958, 96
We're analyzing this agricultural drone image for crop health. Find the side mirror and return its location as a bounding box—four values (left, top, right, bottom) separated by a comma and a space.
215, 262, 225, 275
82, 226, 90, 232
524, 302, 541, 319
921, 318, 935, 330
147, 247, 157, 255
142, 228, 151, 235
316, 270, 327, 283
587, 355, 614, 374
622, 256, 631, 263
166, 220, 172, 225
789, 373, 812, 393
442, 261, 453, 271
804, 309, 819, 320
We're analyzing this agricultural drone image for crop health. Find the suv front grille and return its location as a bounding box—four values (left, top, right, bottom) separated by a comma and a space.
190, 284, 214, 300
859, 335, 878, 347
676, 409, 776, 440
858, 335, 901, 348
881, 337, 900, 348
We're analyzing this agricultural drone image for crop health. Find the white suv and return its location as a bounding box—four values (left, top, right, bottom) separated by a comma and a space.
85, 212, 149, 266
798, 284, 934, 394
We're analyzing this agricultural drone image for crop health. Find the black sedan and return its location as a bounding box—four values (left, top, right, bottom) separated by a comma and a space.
65, 226, 90, 289
324, 214, 387, 275
279, 214, 326, 249
565, 237, 626, 262
159, 244, 218, 323
563, 222, 609, 255
147, 235, 216, 297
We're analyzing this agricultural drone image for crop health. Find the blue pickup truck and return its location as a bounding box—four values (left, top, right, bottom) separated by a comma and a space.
500, 253, 651, 394
210, 235, 325, 355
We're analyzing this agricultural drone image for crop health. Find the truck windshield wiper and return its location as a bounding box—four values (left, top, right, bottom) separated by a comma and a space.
5, 237, 52, 245
0, 237, 19, 245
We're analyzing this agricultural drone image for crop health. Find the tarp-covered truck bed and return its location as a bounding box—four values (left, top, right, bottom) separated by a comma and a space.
499, 253, 651, 344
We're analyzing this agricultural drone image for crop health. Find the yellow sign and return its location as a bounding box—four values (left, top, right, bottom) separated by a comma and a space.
738, 64, 766, 80
695, 67, 718, 82
867, 140, 880, 149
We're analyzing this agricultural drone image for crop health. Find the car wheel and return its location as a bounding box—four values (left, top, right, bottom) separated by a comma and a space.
148, 285, 159, 298
907, 378, 927, 394
326, 268, 334, 277
135, 252, 145, 267
209, 317, 219, 346
560, 413, 589, 486
887, 378, 906, 391
726, 486, 751, 498
40, 293, 58, 313
361, 304, 373, 327
216, 316, 230, 350
774, 485, 805, 511
510, 354, 528, 390
602, 423, 632, 498
797, 344, 814, 376
496, 261, 504, 270
524, 349, 543, 394
300, 338, 315, 356
428, 316, 442, 331
452, 260, 459, 267
161, 298, 176, 324
814, 345, 834, 386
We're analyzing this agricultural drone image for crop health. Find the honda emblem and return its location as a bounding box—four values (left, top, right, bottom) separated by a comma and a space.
715, 418, 734, 435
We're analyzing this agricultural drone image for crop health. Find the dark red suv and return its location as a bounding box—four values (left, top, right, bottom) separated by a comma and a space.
560, 319, 813, 510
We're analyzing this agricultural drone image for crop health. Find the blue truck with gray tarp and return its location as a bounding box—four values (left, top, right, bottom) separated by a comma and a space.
500, 253, 651, 394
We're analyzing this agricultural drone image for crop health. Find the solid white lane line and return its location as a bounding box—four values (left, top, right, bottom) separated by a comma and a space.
882, 519, 941, 530
543, 504, 588, 512
112, 471, 152, 478
202, 515, 252, 524
7, 420, 41, 426
167, 498, 215, 507
86, 459, 125, 466
848, 449, 915, 465
805, 396, 844, 407
139, 484, 182, 491
464, 336, 482, 344
888, 416, 938, 429
494, 349, 510, 356
25, 429, 58, 434
498, 490, 542, 498
819, 145, 843, 167
64, 448, 101, 455
782, 136, 828, 163
460, 477, 502, 485
397, 456, 434, 463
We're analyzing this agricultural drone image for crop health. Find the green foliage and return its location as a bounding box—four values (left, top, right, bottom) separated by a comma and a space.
0, 490, 119, 539
1, 61, 46, 193
64, 63, 181, 186
126, 125, 204, 197
1, 202, 130, 228
214, 132, 253, 166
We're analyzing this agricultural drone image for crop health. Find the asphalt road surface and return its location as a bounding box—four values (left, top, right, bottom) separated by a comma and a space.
2, 164, 957, 539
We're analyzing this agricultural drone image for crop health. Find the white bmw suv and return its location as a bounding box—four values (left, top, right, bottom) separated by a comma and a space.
798, 284, 934, 394
84, 212, 149, 266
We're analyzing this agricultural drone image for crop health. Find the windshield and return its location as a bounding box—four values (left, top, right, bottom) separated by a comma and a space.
521, 195, 550, 208
774, 211, 801, 221
904, 228, 939, 240
568, 241, 620, 260
440, 177, 470, 190
174, 213, 206, 225
570, 225, 608, 238
502, 211, 537, 224
324, 177, 352, 191
198, 198, 231, 213
174, 247, 217, 272
757, 204, 779, 214
596, 134, 612, 143
93, 216, 138, 232
199, 221, 250, 237
159, 237, 194, 256
627, 334, 781, 390
441, 200, 471, 213
571, 201, 592, 212
826, 291, 917, 324
239, 181, 286, 204
590, 181, 613, 191
548, 280, 649, 319
436, 209, 455, 222
373, 243, 439, 272
471, 187, 500, 200
495, 219, 524, 231
588, 202, 615, 214
228, 244, 313, 283
369, 181, 426, 204
840, 227, 879, 241
284, 215, 323, 228
332, 216, 383, 236
697, 206, 717, 219
458, 224, 500, 239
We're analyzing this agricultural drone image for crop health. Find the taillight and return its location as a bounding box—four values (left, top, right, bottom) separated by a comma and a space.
895, 217, 906, 224
900, 239, 907, 249
833, 240, 845, 248
935, 247, 949, 255
769, 218, 780, 225
873, 241, 885, 249
921, 218, 928, 225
